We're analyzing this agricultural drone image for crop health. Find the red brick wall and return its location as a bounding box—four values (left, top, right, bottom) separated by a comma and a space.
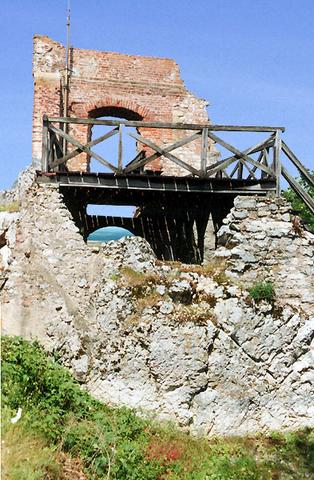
33, 35, 217, 173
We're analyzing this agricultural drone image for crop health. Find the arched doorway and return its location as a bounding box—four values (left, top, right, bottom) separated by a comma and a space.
87, 106, 144, 174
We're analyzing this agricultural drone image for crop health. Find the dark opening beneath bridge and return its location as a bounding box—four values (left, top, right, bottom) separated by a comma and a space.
37, 171, 275, 263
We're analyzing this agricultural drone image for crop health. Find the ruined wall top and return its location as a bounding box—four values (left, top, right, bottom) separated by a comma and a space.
32, 35, 215, 173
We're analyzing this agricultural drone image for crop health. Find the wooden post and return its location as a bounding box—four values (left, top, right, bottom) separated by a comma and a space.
237, 161, 243, 179
118, 124, 123, 172
41, 114, 49, 172
201, 127, 208, 174
273, 130, 281, 196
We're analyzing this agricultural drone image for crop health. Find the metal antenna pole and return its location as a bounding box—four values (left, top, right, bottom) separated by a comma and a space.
63, 0, 71, 155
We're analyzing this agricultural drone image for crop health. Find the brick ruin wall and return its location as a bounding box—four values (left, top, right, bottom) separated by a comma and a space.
32, 35, 218, 174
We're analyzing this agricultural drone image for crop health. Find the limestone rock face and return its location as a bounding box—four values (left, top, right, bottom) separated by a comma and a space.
215, 196, 314, 315
1, 182, 313, 436
0, 212, 19, 271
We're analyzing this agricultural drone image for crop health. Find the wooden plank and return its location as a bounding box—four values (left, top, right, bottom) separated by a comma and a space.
50, 131, 63, 158
201, 127, 208, 174
282, 166, 314, 215
273, 130, 281, 196
229, 162, 239, 178
207, 131, 275, 176
49, 127, 119, 168
124, 150, 146, 171
239, 158, 257, 180
246, 150, 263, 179
237, 160, 243, 179
261, 148, 269, 179
118, 124, 123, 171
128, 132, 202, 176
206, 135, 274, 175
124, 131, 202, 174
282, 141, 314, 189
48, 117, 285, 132
41, 115, 49, 171
49, 124, 119, 173
206, 138, 272, 177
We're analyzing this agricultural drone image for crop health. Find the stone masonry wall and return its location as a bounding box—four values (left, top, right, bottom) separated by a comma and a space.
215, 196, 314, 316
1, 178, 313, 436
33, 36, 218, 173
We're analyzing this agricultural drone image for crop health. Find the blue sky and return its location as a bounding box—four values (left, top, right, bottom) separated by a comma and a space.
1, 0, 313, 190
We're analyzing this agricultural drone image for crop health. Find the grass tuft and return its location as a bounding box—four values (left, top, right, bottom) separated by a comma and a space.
248, 281, 275, 302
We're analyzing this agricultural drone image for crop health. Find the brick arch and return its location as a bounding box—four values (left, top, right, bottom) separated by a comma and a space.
85, 98, 156, 122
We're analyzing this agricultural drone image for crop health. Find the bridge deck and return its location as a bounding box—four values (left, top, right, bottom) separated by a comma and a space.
37, 171, 276, 198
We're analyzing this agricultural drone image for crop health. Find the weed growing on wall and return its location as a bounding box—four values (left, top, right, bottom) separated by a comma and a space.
248, 281, 275, 302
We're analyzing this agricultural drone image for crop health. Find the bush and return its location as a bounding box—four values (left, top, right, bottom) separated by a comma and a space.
248, 281, 275, 302
2, 336, 313, 479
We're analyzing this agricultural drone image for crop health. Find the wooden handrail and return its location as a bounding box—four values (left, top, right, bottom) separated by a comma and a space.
47, 116, 285, 132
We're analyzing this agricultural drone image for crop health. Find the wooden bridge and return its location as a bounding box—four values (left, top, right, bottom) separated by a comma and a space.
37, 116, 314, 262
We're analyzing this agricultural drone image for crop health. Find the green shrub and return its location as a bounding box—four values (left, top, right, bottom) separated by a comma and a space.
2, 336, 313, 479
248, 281, 275, 302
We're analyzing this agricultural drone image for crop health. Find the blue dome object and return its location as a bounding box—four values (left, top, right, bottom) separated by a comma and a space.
87, 226, 134, 243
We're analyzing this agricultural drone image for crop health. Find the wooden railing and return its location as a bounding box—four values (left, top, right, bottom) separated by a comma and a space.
41, 116, 314, 213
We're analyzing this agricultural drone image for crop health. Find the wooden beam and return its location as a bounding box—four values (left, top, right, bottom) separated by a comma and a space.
282, 141, 314, 189
282, 166, 314, 215
41, 114, 49, 171
124, 150, 146, 171
118, 124, 123, 172
237, 160, 244, 180
207, 132, 275, 177
229, 162, 239, 178
47, 117, 285, 132
49, 124, 119, 173
125, 131, 202, 175
246, 150, 263, 179
206, 136, 274, 175
273, 130, 281, 196
201, 127, 208, 174
261, 148, 269, 179
49, 127, 119, 168
128, 132, 202, 176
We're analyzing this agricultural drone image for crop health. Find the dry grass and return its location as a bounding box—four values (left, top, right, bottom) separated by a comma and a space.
0, 202, 19, 213
174, 303, 217, 325
1, 412, 88, 480
1, 416, 60, 480
120, 267, 164, 298
127, 291, 164, 324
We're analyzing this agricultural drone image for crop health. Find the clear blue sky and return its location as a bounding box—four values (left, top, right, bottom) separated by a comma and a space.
1, 0, 313, 190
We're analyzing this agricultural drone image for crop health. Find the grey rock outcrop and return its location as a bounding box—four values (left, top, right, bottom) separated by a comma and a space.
1, 180, 313, 436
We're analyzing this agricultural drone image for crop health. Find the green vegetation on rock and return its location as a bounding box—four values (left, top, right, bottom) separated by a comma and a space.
1, 336, 313, 479
248, 281, 275, 302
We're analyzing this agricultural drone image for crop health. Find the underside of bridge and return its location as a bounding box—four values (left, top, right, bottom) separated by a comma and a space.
37, 172, 275, 263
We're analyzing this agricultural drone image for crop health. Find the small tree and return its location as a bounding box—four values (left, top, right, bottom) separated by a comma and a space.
282, 171, 314, 232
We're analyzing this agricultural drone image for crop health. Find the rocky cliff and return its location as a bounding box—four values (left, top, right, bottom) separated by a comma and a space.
1, 172, 313, 436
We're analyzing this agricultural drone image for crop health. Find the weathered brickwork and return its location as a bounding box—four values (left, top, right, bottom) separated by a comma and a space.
32, 35, 218, 173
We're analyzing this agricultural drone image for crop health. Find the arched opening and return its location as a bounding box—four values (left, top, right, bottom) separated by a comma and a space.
88, 106, 144, 174
87, 226, 134, 245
